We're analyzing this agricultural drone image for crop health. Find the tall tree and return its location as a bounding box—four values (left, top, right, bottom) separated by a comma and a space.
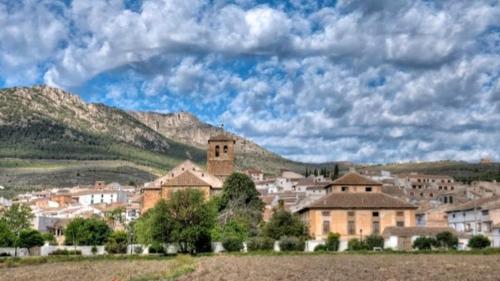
168, 189, 216, 253
332, 164, 340, 180
1, 203, 34, 256
219, 173, 264, 235
18, 229, 44, 255
64, 217, 112, 246
0, 219, 15, 247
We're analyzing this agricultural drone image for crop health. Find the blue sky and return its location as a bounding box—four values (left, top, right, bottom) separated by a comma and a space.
1, 0, 500, 163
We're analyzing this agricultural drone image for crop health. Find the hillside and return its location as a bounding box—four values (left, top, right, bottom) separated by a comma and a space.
0, 85, 320, 193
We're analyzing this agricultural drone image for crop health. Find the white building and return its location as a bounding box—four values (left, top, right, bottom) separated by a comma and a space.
71, 189, 127, 206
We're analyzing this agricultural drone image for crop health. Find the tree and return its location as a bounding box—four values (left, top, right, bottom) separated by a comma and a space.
435, 231, 458, 249
468, 235, 491, 249
168, 189, 216, 253
219, 173, 264, 235
42, 232, 57, 246
365, 234, 385, 250
332, 164, 339, 180
412, 237, 436, 250
0, 219, 15, 247
1, 203, 34, 236
64, 218, 112, 246
18, 229, 44, 255
134, 211, 153, 245
262, 208, 308, 240
149, 199, 174, 245
105, 230, 128, 254
325, 232, 340, 251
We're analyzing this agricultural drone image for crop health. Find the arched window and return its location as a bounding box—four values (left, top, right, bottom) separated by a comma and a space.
215, 145, 220, 157
223, 145, 228, 154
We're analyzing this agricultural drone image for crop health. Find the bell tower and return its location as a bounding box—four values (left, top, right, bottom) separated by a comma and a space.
207, 134, 235, 180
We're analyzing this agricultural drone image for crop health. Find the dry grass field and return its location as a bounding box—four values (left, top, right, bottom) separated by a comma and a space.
2, 254, 500, 281
179, 254, 500, 281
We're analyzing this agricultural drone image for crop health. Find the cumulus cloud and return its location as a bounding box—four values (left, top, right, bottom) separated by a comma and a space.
1, 0, 500, 163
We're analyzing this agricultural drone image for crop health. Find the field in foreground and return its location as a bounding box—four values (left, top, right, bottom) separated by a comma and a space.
0, 257, 190, 281
178, 255, 500, 281
2, 254, 500, 281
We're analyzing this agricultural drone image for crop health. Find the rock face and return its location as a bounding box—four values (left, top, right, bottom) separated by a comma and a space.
130, 111, 274, 156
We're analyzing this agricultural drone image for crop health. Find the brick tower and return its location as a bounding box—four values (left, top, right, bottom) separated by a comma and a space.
207, 134, 235, 180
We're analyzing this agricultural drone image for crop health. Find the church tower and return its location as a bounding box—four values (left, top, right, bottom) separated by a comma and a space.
207, 134, 235, 180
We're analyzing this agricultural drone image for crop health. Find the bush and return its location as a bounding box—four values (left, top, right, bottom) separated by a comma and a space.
314, 244, 327, 252
222, 236, 244, 252
435, 231, 458, 249
246, 237, 274, 251
325, 232, 341, 251
348, 238, 368, 251
148, 242, 165, 254
91, 245, 98, 255
263, 209, 307, 240
279, 236, 305, 251
49, 249, 82, 256
365, 234, 384, 250
468, 235, 491, 249
134, 245, 143, 254
412, 237, 436, 250
105, 231, 128, 254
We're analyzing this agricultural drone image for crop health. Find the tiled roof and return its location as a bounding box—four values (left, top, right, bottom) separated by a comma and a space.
330, 172, 382, 186
382, 226, 457, 237
445, 196, 500, 212
299, 192, 416, 211
163, 171, 211, 186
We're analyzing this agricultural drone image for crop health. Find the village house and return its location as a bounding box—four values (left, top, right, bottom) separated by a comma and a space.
297, 171, 417, 241
446, 196, 500, 235
141, 134, 234, 212
244, 168, 264, 182
383, 226, 460, 250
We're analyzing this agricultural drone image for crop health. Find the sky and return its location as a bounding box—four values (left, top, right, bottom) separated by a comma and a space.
1, 0, 500, 164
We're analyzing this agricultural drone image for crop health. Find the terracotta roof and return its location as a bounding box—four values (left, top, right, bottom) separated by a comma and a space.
382, 226, 457, 237
330, 172, 382, 186
445, 196, 500, 212
208, 134, 235, 142
299, 192, 416, 211
163, 171, 211, 186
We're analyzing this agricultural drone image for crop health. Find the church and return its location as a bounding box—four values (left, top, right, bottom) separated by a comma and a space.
141, 134, 235, 212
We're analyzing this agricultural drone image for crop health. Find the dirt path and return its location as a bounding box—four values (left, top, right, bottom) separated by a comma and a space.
178, 254, 500, 281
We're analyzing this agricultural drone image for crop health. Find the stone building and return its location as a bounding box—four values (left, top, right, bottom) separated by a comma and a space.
142, 134, 234, 212
297, 172, 417, 240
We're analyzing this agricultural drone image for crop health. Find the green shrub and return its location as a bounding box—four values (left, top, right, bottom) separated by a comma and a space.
325, 232, 341, 251
314, 244, 327, 252
435, 231, 459, 249
365, 234, 384, 250
279, 236, 305, 251
148, 242, 165, 254
348, 238, 368, 251
222, 236, 243, 252
412, 237, 436, 250
468, 235, 491, 249
134, 245, 143, 254
246, 237, 274, 251
105, 231, 128, 254
48, 249, 82, 256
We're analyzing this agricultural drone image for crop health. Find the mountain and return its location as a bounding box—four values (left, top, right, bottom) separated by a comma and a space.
0, 85, 321, 193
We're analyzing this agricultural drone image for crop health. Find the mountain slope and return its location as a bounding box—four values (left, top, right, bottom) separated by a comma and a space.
130, 111, 307, 174
0, 86, 206, 169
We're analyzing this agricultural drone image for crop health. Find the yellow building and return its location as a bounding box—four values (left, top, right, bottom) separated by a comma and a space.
297, 172, 417, 240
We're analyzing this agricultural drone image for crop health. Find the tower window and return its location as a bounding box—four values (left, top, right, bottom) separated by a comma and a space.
224, 145, 228, 154
215, 145, 220, 157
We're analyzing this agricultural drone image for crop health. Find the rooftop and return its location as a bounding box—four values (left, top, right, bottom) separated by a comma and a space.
163, 171, 211, 186
208, 134, 235, 142
330, 172, 382, 186
298, 192, 416, 212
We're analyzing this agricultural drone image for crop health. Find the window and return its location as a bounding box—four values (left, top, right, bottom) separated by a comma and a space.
465, 223, 471, 232
372, 221, 380, 234
396, 211, 404, 217
341, 186, 349, 192
348, 221, 356, 235
482, 210, 489, 216
322, 211, 330, 217
322, 221, 330, 235
444, 197, 448, 203
365, 187, 372, 192
223, 145, 228, 153
215, 145, 220, 157
348, 211, 355, 217
372, 212, 379, 217
396, 221, 405, 227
